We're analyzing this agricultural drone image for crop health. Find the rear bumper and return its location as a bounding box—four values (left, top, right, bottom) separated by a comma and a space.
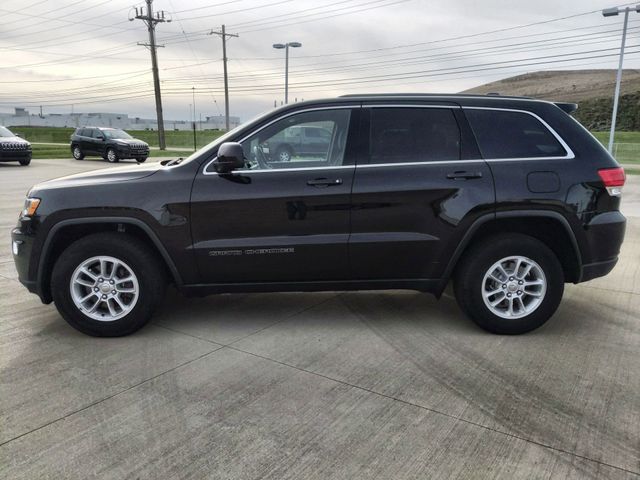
578, 210, 626, 282
581, 258, 619, 282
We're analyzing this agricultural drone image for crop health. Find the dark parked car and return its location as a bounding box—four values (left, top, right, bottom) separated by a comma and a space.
12, 94, 626, 337
70, 127, 149, 163
0, 126, 32, 166
263, 124, 333, 162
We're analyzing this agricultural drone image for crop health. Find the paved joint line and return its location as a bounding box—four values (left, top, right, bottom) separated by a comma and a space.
0, 345, 224, 448
153, 292, 342, 348
224, 344, 640, 478
579, 283, 640, 297
227, 293, 343, 346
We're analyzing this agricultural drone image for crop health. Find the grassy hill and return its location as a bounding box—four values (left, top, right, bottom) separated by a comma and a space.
463, 70, 640, 131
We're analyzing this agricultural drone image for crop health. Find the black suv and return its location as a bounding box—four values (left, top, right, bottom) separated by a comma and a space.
70, 127, 149, 163
0, 126, 32, 166
12, 95, 626, 337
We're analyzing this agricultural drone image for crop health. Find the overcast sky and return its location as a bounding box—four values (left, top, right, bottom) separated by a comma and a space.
1, 0, 639, 121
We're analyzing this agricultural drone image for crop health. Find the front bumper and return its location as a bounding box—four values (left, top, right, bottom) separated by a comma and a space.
11, 226, 38, 295
0, 150, 32, 162
115, 145, 149, 158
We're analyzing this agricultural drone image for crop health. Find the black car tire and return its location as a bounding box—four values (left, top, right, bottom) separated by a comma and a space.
454, 233, 564, 335
19, 158, 31, 166
51, 232, 166, 337
137, 157, 147, 163
106, 148, 119, 163
72, 145, 84, 160
275, 145, 293, 162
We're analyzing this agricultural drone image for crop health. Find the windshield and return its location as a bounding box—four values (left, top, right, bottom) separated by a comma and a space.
0, 126, 15, 137
103, 129, 132, 140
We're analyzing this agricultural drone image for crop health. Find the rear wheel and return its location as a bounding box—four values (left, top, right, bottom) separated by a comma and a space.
454, 234, 564, 334
51, 233, 166, 337
106, 148, 119, 163
72, 145, 84, 160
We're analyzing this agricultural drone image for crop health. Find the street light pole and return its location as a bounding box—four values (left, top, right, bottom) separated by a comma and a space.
602, 5, 640, 154
273, 42, 302, 105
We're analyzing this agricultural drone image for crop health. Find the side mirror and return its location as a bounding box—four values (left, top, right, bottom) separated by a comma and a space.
214, 142, 245, 173
96, 135, 105, 141
14, 133, 21, 138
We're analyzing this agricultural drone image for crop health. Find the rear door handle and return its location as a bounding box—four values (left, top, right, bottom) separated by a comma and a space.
307, 178, 343, 187
446, 171, 483, 180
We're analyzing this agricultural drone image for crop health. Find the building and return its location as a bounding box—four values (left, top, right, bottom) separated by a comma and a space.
0, 108, 240, 131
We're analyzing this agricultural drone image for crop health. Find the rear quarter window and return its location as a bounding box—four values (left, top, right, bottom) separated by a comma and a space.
465, 109, 568, 159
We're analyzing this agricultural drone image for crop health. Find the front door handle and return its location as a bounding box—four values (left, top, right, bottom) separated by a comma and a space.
307, 178, 343, 187
446, 171, 483, 180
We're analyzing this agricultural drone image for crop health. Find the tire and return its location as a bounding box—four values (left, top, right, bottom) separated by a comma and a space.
106, 148, 119, 163
275, 145, 292, 162
454, 233, 564, 335
72, 145, 84, 160
19, 158, 31, 166
51, 232, 166, 337
137, 157, 147, 163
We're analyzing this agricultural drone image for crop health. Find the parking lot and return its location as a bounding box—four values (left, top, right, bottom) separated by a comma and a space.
1, 158, 639, 479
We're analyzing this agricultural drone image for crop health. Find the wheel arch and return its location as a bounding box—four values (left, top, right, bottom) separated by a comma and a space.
37, 217, 182, 303
439, 210, 583, 296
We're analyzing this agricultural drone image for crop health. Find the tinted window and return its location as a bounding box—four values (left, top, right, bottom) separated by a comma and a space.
92, 129, 105, 138
369, 108, 461, 164
238, 109, 352, 170
79, 128, 91, 137
465, 109, 567, 159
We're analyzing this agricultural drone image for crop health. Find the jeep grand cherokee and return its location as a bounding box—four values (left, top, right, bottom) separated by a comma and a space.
12, 94, 626, 336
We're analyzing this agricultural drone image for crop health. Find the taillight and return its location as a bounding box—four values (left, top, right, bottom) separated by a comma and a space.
598, 167, 625, 196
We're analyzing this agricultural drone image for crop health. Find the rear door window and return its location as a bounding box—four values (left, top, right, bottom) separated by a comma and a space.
465, 109, 567, 159
369, 107, 461, 164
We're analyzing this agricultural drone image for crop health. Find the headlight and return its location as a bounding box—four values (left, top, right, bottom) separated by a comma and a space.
22, 197, 41, 217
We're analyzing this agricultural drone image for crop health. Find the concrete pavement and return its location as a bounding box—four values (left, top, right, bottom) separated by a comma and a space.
1, 158, 639, 479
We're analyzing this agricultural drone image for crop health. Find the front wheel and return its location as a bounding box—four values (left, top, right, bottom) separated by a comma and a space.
106, 148, 119, 163
454, 234, 564, 335
51, 233, 166, 336
137, 157, 147, 163
72, 145, 84, 160
19, 157, 31, 166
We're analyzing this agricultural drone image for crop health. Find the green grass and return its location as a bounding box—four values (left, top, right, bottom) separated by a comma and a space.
10, 126, 223, 149
30, 144, 193, 160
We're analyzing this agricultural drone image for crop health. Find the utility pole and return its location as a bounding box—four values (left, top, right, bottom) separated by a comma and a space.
131, 0, 171, 150
209, 25, 238, 132
192, 86, 197, 151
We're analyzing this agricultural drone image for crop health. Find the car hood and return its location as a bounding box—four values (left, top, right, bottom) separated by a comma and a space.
0, 136, 30, 145
31, 162, 161, 192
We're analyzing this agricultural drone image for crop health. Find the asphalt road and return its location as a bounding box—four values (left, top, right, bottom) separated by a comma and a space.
1, 158, 639, 479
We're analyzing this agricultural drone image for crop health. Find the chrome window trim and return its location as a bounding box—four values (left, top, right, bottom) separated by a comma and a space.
203, 105, 359, 176
462, 106, 575, 160
201, 103, 575, 176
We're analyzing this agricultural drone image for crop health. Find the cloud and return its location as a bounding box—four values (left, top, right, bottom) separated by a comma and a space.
1, 0, 638, 121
